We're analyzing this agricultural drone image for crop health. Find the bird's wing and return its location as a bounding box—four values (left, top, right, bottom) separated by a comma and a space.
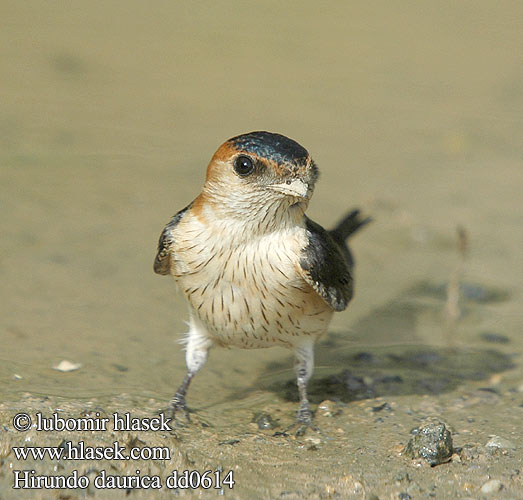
298, 217, 354, 311
153, 203, 192, 276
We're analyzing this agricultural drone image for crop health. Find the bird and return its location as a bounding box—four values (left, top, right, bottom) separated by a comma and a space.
154, 131, 370, 431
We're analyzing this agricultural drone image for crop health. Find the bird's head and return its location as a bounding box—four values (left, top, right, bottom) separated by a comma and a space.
200, 131, 319, 228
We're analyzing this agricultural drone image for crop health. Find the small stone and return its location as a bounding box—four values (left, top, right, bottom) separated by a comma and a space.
53, 360, 82, 372
317, 400, 340, 418
218, 439, 240, 446
459, 444, 480, 461
404, 421, 453, 466
485, 436, 516, 451
252, 412, 277, 430
372, 402, 392, 413
305, 436, 321, 447
480, 479, 502, 494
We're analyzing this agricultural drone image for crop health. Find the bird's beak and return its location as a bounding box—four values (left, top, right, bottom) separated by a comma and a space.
269, 178, 310, 200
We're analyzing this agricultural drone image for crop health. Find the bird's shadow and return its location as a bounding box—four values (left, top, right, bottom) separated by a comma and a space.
250, 279, 514, 404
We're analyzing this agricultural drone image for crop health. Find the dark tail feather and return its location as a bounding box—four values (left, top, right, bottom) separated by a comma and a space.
329, 209, 372, 270
330, 209, 372, 242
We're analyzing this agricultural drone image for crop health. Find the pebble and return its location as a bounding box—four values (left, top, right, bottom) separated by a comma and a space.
372, 402, 392, 413
485, 436, 516, 451
305, 436, 321, 447
480, 479, 502, 494
252, 412, 277, 430
404, 421, 453, 466
218, 439, 240, 446
53, 360, 82, 372
317, 400, 340, 418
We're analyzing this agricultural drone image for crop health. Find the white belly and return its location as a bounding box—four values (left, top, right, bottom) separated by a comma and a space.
171, 217, 333, 348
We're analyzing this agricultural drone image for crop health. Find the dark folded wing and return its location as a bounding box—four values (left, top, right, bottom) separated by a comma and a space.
153, 203, 192, 276
299, 217, 354, 311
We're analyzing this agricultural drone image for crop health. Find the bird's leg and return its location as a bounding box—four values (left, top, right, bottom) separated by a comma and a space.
296, 369, 312, 425
293, 340, 317, 435
165, 315, 212, 422
167, 371, 194, 419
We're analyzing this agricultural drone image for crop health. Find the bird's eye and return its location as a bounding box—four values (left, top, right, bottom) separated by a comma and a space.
233, 155, 255, 177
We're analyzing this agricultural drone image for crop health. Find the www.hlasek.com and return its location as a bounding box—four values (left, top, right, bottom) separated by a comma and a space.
11, 412, 235, 491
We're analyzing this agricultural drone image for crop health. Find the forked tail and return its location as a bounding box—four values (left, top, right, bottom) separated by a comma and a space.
329, 209, 372, 270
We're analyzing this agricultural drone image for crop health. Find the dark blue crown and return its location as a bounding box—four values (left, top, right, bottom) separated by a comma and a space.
228, 131, 309, 166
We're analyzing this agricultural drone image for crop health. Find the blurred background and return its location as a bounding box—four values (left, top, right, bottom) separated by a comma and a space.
1, 1, 522, 409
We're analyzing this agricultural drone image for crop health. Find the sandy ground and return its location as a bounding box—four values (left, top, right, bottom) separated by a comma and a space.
1, 1, 522, 498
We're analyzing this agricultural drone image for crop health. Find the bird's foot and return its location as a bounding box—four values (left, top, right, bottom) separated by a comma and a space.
294, 405, 319, 436
275, 404, 319, 437
161, 394, 191, 428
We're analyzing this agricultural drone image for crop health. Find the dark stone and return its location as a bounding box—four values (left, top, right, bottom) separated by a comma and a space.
252, 412, 278, 430
218, 439, 240, 446
404, 421, 453, 466
372, 402, 392, 413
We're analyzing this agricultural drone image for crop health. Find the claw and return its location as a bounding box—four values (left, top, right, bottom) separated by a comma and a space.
294, 407, 320, 436
274, 404, 319, 437
161, 394, 191, 429
278, 419, 319, 437
169, 403, 191, 421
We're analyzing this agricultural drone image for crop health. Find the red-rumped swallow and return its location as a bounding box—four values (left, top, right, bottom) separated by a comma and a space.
154, 131, 370, 430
